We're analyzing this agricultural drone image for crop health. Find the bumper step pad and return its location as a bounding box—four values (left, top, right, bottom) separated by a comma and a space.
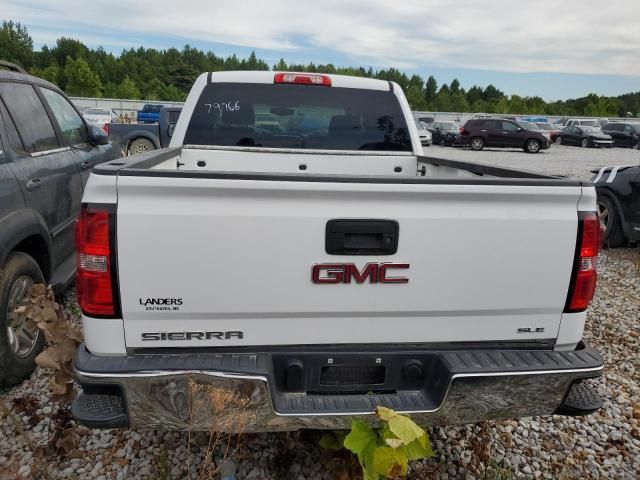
71, 393, 129, 429
556, 381, 603, 416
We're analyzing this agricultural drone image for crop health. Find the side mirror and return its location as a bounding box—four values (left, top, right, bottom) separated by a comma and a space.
517, 127, 523, 132
167, 122, 176, 138
88, 124, 109, 145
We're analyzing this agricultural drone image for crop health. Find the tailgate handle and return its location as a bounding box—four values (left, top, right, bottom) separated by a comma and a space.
326, 219, 398, 255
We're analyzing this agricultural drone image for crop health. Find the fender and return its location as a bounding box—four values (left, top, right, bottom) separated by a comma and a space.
596, 188, 630, 237
124, 130, 161, 150
0, 209, 53, 279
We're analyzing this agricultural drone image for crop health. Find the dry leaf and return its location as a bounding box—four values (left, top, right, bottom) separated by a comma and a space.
15, 283, 84, 403
32, 284, 47, 296
51, 370, 71, 395
55, 428, 77, 452
36, 349, 61, 370
0, 456, 21, 480
67, 326, 84, 342
542, 439, 556, 450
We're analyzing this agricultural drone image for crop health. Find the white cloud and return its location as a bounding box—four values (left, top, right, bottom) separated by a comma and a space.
4, 0, 640, 75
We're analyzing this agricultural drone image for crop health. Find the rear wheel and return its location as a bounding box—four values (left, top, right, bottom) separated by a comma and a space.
525, 139, 541, 153
598, 196, 626, 247
581, 138, 589, 148
0, 252, 45, 387
128, 138, 155, 155
470, 137, 484, 151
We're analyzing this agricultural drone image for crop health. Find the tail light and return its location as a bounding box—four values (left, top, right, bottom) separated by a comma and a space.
75, 205, 119, 317
564, 212, 600, 312
459, 127, 468, 135
103, 123, 109, 134
274, 72, 331, 86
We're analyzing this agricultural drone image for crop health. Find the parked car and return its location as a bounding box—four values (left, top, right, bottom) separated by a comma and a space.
601, 122, 640, 148
521, 116, 548, 123
535, 122, 562, 142
83, 108, 118, 127
566, 118, 600, 127
70, 71, 602, 431
592, 163, 640, 246
0, 61, 119, 386
427, 121, 459, 146
137, 104, 164, 123
415, 121, 432, 146
555, 126, 613, 148
416, 115, 434, 125
109, 106, 182, 154
455, 118, 550, 153
516, 121, 550, 141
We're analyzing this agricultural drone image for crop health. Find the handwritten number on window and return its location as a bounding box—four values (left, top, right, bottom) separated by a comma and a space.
204, 101, 240, 115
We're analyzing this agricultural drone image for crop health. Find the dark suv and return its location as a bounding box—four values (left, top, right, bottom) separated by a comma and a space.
0, 61, 119, 386
601, 122, 640, 149
455, 118, 550, 153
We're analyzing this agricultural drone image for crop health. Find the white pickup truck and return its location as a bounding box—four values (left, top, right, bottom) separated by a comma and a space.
71, 71, 603, 431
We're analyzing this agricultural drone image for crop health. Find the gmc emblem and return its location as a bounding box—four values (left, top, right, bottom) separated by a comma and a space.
312, 263, 409, 284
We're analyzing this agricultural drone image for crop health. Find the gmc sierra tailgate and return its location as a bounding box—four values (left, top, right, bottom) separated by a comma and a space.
115, 173, 583, 349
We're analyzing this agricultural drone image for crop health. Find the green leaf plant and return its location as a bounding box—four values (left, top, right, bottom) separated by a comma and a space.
319, 406, 434, 479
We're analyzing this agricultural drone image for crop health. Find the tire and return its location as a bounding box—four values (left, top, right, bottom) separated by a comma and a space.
525, 139, 541, 153
555, 136, 562, 145
0, 252, 46, 387
581, 138, 589, 148
598, 196, 626, 248
470, 137, 485, 151
128, 138, 155, 155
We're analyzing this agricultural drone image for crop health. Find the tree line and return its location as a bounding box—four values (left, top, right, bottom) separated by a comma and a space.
2, 20, 639, 117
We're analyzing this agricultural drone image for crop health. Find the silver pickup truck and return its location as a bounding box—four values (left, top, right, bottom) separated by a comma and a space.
71, 71, 603, 432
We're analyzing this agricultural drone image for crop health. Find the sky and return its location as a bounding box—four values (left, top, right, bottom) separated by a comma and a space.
3, 0, 640, 101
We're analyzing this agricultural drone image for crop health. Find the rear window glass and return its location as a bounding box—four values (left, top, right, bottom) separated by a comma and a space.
167, 109, 181, 123
184, 83, 411, 151
143, 105, 162, 112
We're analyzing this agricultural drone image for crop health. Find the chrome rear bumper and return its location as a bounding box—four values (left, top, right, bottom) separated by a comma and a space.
73, 342, 603, 432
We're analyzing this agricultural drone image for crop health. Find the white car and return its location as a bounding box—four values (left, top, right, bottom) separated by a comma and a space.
565, 118, 600, 127
415, 121, 432, 146
83, 108, 118, 126
71, 71, 603, 432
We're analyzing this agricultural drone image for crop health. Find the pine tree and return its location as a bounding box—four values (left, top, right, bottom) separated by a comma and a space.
0, 21, 34, 68
63, 57, 103, 97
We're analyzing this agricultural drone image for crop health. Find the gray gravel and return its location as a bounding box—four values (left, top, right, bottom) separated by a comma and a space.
425, 143, 639, 180
1, 149, 639, 479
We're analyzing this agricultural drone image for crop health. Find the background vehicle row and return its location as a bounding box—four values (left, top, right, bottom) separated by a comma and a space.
454, 118, 550, 153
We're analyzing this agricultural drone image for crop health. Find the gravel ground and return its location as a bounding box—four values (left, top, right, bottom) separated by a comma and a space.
425, 143, 639, 180
1, 150, 639, 480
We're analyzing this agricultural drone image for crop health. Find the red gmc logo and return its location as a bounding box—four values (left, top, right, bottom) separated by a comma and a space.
312, 263, 409, 284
